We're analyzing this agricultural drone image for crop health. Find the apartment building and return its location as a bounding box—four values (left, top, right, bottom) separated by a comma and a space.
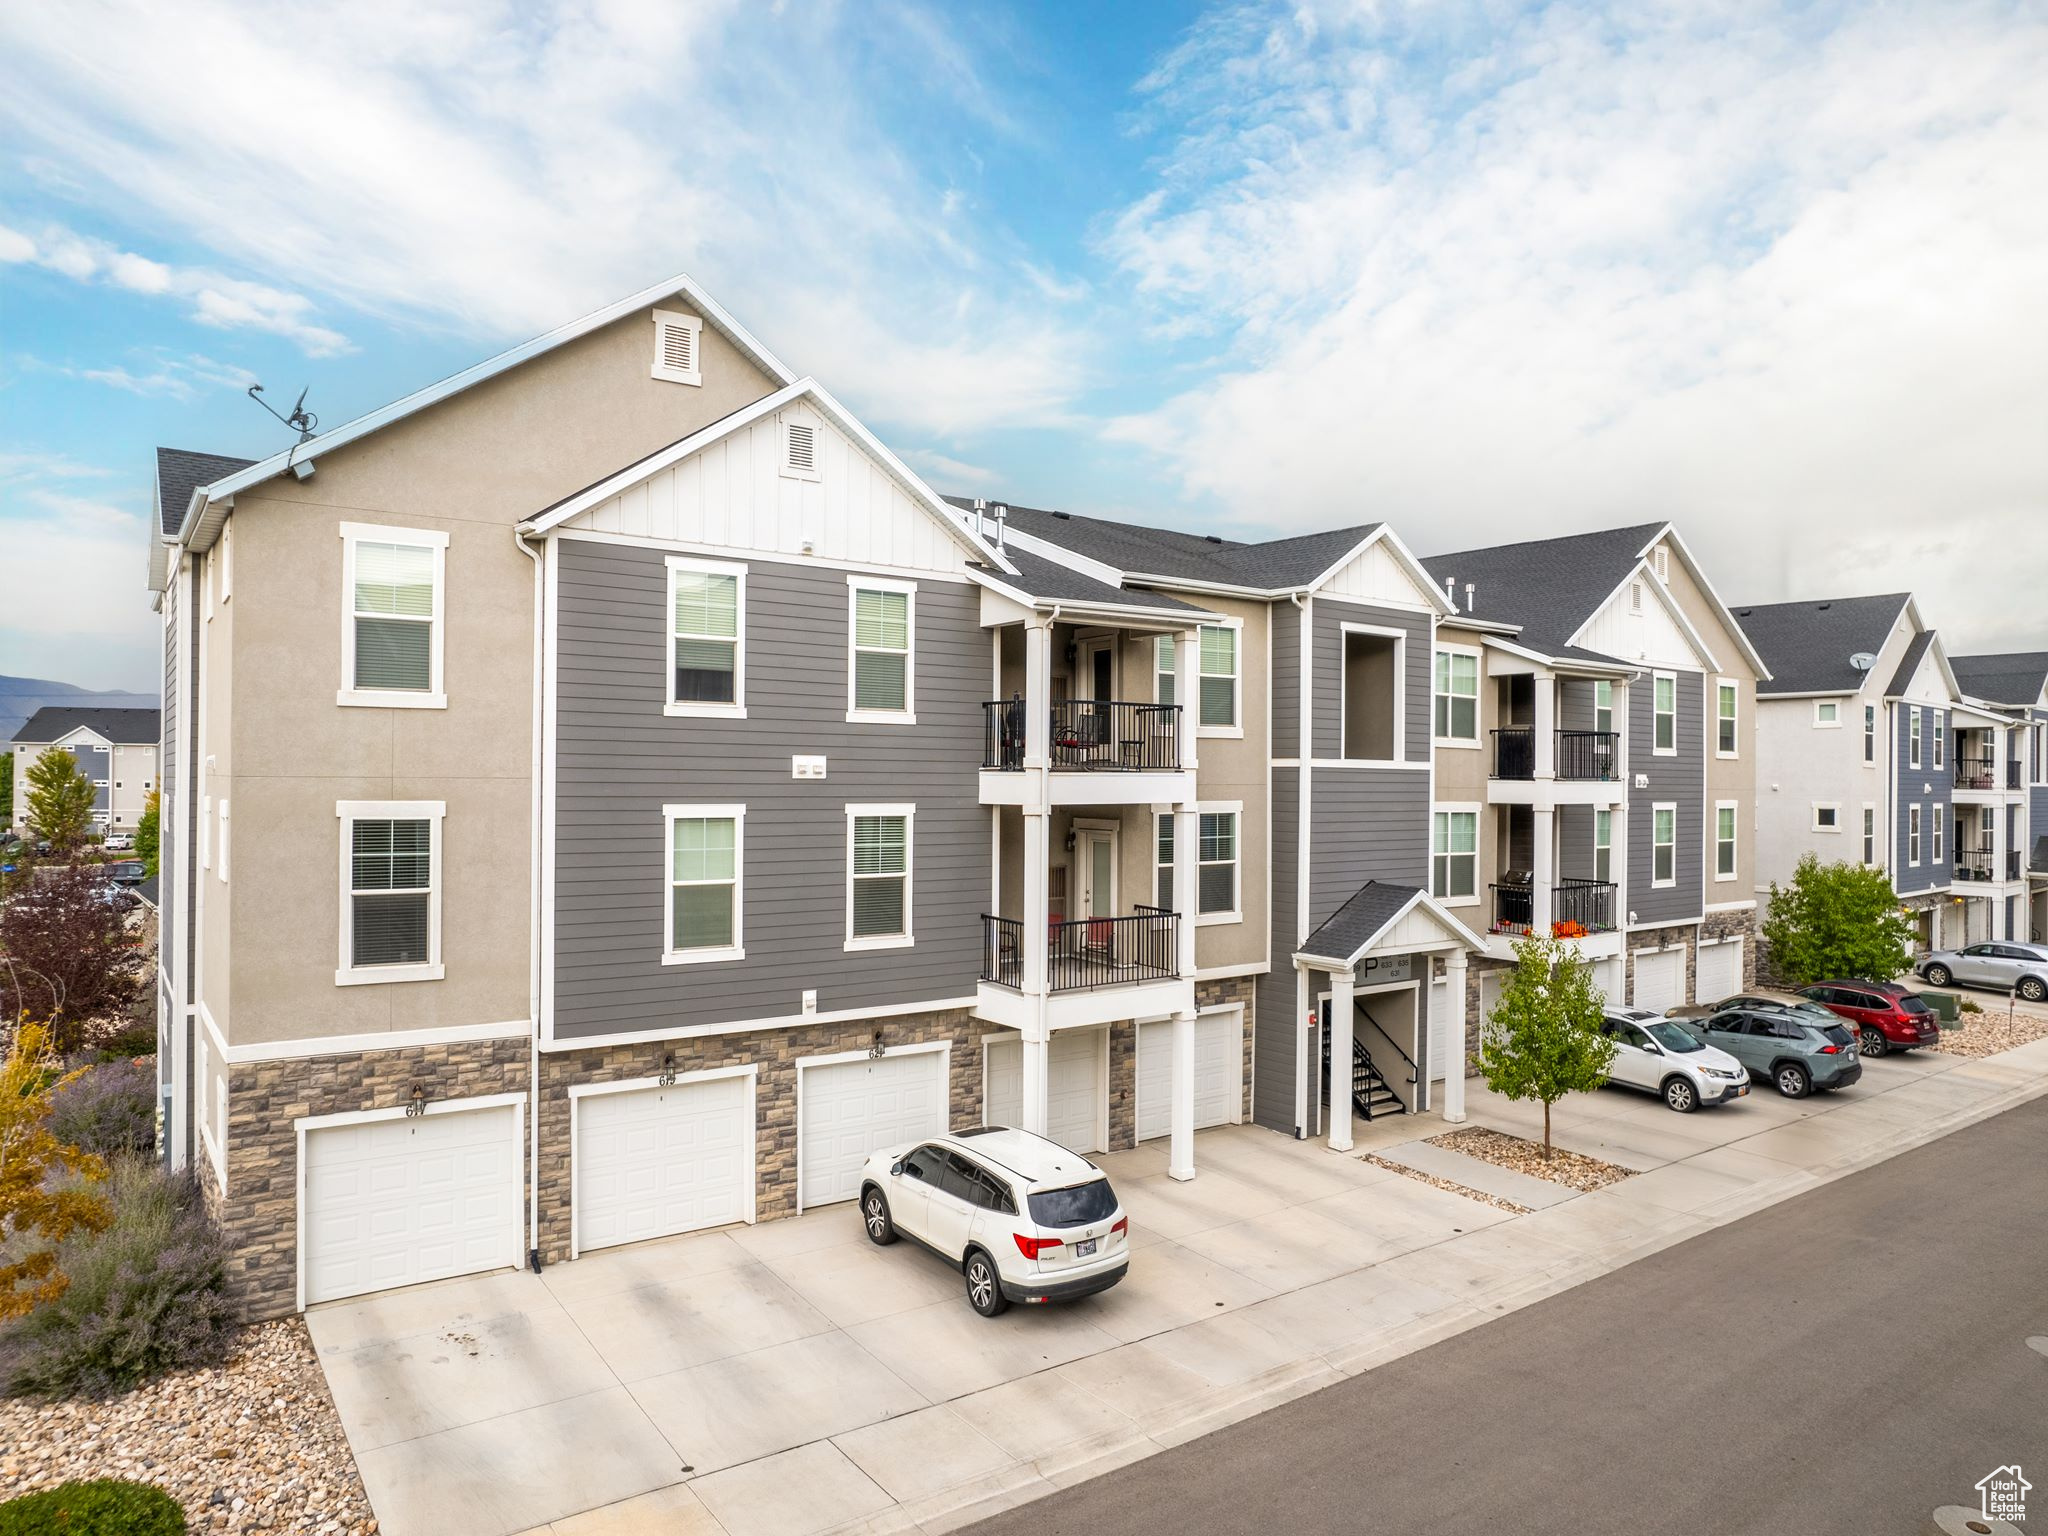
9, 705, 161, 835
1420, 526, 1768, 1020
1947, 652, 2046, 943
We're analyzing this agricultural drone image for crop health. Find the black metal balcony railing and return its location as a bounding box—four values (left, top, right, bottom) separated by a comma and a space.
979, 910, 1180, 992
1490, 728, 1621, 781
981, 700, 1182, 772
1490, 882, 1534, 935
2009, 761, 2025, 791
1489, 879, 1617, 937
2011, 849, 2024, 881
1955, 754, 1998, 791
1955, 844, 1997, 881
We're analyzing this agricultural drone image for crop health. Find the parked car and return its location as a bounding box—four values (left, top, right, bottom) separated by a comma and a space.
1598, 1011, 1750, 1112
1917, 943, 2048, 1003
1676, 1009, 1862, 1098
1799, 982, 1942, 1056
859, 1127, 1129, 1317
1667, 989, 1839, 1024
103, 833, 134, 852
106, 860, 148, 887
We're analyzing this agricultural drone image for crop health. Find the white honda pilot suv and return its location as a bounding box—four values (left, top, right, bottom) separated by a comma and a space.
859, 1127, 1130, 1317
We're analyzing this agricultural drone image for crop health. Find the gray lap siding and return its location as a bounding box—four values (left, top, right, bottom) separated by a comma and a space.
1893, 702, 1950, 895
1628, 669, 1704, 924
551, 536, 988, 1040
1308, 598, 1431, 764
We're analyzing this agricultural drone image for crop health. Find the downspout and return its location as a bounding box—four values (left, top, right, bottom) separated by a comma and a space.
1289, 590, 1309, 1137
514, 528, 545, 1272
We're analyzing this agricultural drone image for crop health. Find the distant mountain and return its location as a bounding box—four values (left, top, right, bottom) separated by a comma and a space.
0, 676, 160, 744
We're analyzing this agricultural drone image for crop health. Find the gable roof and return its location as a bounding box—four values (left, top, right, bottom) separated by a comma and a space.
1295, 880, 1485, 966
1884, 628, 1937, 699
1949, 651, 2048, 709
156, 448, 255, 537
970, 546, 1213, 619
1421, 523, 1667, 653
1734, 593, 1914, 696
13, 705, 160, 746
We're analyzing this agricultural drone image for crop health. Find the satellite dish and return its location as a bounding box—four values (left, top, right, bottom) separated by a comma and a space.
1848, 652, 1878, 672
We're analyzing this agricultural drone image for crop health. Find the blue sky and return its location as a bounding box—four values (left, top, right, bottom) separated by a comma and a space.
3, 0, 2045, 691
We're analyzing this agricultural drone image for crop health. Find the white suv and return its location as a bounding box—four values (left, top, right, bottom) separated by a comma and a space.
858, 1127, 1130, 1317
1599, 1008, 1751, 1112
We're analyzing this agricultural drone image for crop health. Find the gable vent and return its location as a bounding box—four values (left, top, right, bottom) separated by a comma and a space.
784, 420, 819, 479
651, 309, 702, 386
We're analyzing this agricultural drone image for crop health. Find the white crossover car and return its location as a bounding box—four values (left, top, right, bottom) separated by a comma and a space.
1599, 1009, 1750, 1112
859, 1127, 1130, 1317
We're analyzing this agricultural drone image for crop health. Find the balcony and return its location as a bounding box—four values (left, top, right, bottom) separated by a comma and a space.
980, 909, 1180, 994
1488, 878, 1618, 938
1489, 728, 1620, 782
982, 699, 1182, 772
1955, 754, 1998, 792
1954, 845, 2000, 882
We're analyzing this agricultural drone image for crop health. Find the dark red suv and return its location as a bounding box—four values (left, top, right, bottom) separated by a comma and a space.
1800, 982, 1941, 1056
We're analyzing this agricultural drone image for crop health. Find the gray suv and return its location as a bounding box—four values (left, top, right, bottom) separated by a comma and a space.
1918, 942, 2048, 1002
1677, 1008, 1862, 1098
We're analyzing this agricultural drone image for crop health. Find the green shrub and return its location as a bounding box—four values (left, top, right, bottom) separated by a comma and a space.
1960, 999, 1983, 1014
89, 1021, 159, 1063
47, 1059, 157, 1159
0, 1479, 185, 1535
0, 1160, 235, 1398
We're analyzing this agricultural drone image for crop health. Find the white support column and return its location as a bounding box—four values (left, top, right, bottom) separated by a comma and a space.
1167, 1010, 1196, 1181
1024, 619, 1052, 770
1327, 966, 1355, 1152
1533, 669, 1556, 781
1019, 1036, 1049, 1137
1532, 806, 1556, 937
1022, 810, 1048, 997
1611, 803, 1629, 928
1173, 806, 1198, 977
1443, 953, 1468, 1123
1294, 964, 1312, 1137
1175, 628, 1200, 774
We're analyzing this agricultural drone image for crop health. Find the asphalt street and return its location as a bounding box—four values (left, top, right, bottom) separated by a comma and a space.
967, 1094, 2048, 1536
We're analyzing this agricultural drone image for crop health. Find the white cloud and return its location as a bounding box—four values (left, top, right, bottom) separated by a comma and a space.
1101, 0, 2048, 653
0, 455, 156, 689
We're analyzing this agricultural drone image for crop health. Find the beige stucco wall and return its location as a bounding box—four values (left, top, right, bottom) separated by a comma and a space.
1431, 621, 1497, 903
203, 299, 781, 1046
1181, 591, 1270, 972
198, 533, 235, 1034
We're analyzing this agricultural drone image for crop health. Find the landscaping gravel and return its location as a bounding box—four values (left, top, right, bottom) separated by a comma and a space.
0, 1320, 373, 1534
1362, 1154, 1530, 1213
1426, 1125, 1635, 1193
1928, 1006, 2048, 1058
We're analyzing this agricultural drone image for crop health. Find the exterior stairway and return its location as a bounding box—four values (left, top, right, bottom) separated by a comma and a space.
1321, 1031, 1406, 1121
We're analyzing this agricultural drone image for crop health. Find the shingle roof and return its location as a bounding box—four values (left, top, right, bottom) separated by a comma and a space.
1420, 523, 1665, 653
972, 547, 1209, 615
1885, 629, 1937, 699
1949, 652, 2048, 709
1297, 881, 1426, 964
1733, 594, 1912, 696
134, 875, 159, 910
12, 706, 161, 745
156, 448, 256, 537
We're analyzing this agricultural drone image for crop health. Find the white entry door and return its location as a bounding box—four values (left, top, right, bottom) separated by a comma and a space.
1695, 938, 1742, 1005
1076, 828, 1117, 920
302, 1103, 520, 1307
1632, 947, 1686, 1013
984, 1030, 1105, 1152
575, 1075, 753, 1255
1135, 1012, 1238, 1140
798, 1052, 948, 1210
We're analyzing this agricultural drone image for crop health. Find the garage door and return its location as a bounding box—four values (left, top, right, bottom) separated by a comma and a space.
798, 1051, 948, 1210
1135, 1012, 1239, 1140
575, 1075, 752, 1254
1696, 939, 1742, 1005
1632, 948, 1686, 1013
1589, 957, 1623, 1006
984, 1030, 1104, 1152
302, 1103, 519, 1307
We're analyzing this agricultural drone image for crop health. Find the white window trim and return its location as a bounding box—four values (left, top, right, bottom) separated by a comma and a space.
1431, 802, 1482, 909
1861, 804, 1876, 866
1813, 699, 1841, 728
663, 803, 745, 965
664, 554, 748, 719
1908, 803, 1922, 866
1196, 618, 1244, 739
1651, 801, 1678, 888
1932, 713, 1944, 770
844, 803, 914, 952
1714, 678, 1739, 759
335, 800, 446, 987
650, 308, 703, 386
779, 413, 822, 483
1432, 643, 1482, 749
1652, 671, 1677, 756
1713, 798, 1738, 882
1809, 801, 1844, 834
1593, 679, 1614, 738
1153, 635, 1176, 708
845, 575, 916, 725
1340, 622, 1406, 764
1594, 807, 1613, 885
1863, 704, 1877, 766
1194, 800, 1243, 925
1932, 804, 1945, 865
1153, 810, 1174, 909
337, 522, 449, 709
1908, 708, 1922, 769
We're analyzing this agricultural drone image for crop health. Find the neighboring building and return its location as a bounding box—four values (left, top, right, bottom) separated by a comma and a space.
9, 705, 161, 835
1421, 526, 1769, 1019
1947, 651, 2047, 944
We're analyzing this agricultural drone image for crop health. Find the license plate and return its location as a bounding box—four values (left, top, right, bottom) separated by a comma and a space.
1074, 1238, 1097, 1258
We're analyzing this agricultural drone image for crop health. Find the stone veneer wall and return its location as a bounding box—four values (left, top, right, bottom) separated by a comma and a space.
222, 1037, 532, 1320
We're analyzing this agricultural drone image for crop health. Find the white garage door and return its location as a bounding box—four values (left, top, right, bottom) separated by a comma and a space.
1695, 939, 1743, 1005
1135, 1012, 1238, 1140
302, 1103, 519, 1307
575, 1075, 752, 1255
984, 1030, 1104, 1152
1632, 948, 1686, 1013
1589, 957, 1623, 1006
799, 1051, 948, 1210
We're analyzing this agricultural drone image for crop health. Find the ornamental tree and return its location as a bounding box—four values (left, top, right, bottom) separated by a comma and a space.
0, 862, 139, 1051
1476, 934, 1615, 1159
136, 790, 160, 879
24, 749, 95, 852
0, 1023, 113, 1320
1761, 854, 1917, 986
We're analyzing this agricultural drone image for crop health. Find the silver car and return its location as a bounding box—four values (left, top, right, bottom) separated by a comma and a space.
1918, 942, 2048, 1002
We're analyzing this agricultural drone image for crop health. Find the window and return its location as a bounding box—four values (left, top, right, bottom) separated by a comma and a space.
667, 557, 744, 715
1933, 716, 1944, 769
1862, 805, 1876, 865
1342, 627, 1402, 760
1432, 809, 1477, 902
1715, 681, 1737, 756
1908, 709, 1922, 768
782, 418, 820, 481
1594, 680, 1613, 737
847, 808, 912, 948
1652, 805, 1676, 885
665, 809, 742, 962
650, 309, 702, 385
1197, 809, 1239, 918
848, 580, 913, 721
1197, 624, 1239, 731
1814, 699, 1839, 727
1653, 673, 1676, 754
1864, 705, 1876, 764
1155, 814, 1174, 909
340, 525, 446, 707
337, 802, 443, 985
1932, 806, 1945, 865
1594, 809, 1613, 884
1908, 804, 1922, 864
1155, 636, 1177, 707
1714, 802, 1736, 880
1433, 648, 1479, 743
1813, 804, 1840, 832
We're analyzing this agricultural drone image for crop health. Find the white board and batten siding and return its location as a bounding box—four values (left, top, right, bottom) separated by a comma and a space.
1318, 537, 1439, 610
563, 405, 971, 578
1574, 579, 1709, 672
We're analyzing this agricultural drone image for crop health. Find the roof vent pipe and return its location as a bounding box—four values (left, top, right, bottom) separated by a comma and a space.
992, 503, 1007, 553
972, 497, 987, 539
1465, 582, 1476, 613
1443, 576, 1457, 610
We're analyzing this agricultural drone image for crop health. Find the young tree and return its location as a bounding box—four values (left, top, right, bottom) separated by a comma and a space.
0, 864, 138, 1052
24, 749, 95, 852
135, 790, 161, 879
1476, 934, 1616, 1159
0, 749, 13, 826
0, 1023, 113, 1320
1761, 854, 1918, 986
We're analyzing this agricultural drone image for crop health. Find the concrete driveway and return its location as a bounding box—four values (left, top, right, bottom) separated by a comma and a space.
306, 1036, 2048, 1536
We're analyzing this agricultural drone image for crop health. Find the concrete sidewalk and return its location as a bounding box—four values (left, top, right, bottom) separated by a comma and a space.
309, 1036, 2048, 1536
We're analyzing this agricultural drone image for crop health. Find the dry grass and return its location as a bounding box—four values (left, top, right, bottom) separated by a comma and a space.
1362, 1154, 1530, 1214
1426, 1125, 1635, 1193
